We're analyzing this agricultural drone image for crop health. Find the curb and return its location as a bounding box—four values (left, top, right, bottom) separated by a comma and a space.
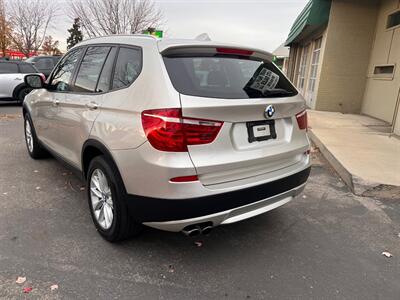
308, 129, 383, 195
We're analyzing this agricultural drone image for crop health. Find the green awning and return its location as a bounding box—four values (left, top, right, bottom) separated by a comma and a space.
285, 0, 332, 46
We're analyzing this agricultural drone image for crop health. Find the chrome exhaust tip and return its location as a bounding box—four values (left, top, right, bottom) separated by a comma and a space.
182, 226, 201, 237
200, 225, 213, 235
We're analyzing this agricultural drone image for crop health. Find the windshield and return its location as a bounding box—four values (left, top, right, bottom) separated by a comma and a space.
163, 55, 298, 99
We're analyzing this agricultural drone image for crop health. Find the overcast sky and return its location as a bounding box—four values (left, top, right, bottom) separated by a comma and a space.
49, 0, 308, 52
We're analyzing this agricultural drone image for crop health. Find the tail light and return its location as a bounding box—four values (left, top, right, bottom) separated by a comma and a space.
296, 110, 308, 131
216, 47, 254, 56
170, 175, 199, 183
141, 108, 223, 152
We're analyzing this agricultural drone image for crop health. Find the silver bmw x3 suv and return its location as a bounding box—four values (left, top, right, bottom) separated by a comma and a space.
23, 35, 311, 242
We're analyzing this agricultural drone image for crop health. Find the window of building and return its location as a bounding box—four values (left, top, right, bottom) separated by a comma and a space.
387, 10, 400, 29
298, 44, 310, 92
373, 64, 395, 79
307, 37, 322, 97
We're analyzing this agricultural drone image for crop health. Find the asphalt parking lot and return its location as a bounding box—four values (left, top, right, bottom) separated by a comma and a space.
1, 103, 400, 299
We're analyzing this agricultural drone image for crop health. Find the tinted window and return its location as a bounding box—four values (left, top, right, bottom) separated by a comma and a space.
35, 58, 55, 70
0, 63, 18, 74
96, 47, 117, 93
53, 57, 61, 64
19, 64, 37, 73
74, 47, 110, 93
387, 10, 400, 29
50, 48, 83, 92
163, 55, 298, 99
112, 47, 141, 89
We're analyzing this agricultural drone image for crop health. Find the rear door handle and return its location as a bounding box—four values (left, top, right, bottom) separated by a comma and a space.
86, 102, 99, 110
53, 99, 60, 105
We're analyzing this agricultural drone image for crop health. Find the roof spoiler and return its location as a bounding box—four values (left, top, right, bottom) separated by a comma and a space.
161, 45, 274, 62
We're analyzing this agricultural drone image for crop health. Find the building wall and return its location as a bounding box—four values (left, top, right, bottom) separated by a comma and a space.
315, 0, 379, 113
361, 0, 400, 135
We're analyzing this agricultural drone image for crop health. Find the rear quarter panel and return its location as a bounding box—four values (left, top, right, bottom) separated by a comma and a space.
90, 39, 181, 150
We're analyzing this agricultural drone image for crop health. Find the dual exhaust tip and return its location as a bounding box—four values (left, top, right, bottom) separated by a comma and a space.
182, 223, 213, 237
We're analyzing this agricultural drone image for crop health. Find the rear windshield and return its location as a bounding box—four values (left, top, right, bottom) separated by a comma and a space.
163, 55, 298, 99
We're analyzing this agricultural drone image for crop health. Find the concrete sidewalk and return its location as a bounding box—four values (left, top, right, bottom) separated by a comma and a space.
308, 110, 400, 196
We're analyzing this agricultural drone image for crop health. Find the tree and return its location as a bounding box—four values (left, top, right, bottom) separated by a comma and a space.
7, 0, 57, 57
69, 0, 163, 38
42, 35, 61, 55
67, 18, 83, 49
0, 0, 12, 57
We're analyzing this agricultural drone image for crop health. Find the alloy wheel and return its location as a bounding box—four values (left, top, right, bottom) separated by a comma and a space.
90, 169, 114, 230
25, 119, 34, 153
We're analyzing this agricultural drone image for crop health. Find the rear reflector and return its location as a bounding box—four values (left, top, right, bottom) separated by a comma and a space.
216, 47, 254, 56
296, 110, 308, 131
141, 108, 223, 152
170, 175, 199, 183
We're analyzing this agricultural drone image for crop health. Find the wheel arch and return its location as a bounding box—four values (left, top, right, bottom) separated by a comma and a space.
81, 139, 127, 194
12, 83, 28, 100
22, 104, 28, 117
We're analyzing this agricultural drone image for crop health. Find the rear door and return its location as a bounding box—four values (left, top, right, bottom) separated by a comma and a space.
53, 46, 115, 167
0, 62, 21, 98
163, 48, 309, 186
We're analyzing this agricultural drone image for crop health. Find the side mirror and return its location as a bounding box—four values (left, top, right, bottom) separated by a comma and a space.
24, 74, 44, 89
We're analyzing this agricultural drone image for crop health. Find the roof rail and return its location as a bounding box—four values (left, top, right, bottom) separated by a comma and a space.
76, 33, 160, 45
130, 33, 160, 40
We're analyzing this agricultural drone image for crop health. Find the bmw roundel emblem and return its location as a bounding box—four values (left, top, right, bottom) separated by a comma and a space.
265, 105, 275, 119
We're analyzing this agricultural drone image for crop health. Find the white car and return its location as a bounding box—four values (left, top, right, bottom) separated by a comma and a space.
23, 35, 311, 241
0, 61, 44, 103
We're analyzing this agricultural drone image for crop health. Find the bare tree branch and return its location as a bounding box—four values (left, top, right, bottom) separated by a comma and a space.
6, 0, 57, 57
69, 0, 163, 38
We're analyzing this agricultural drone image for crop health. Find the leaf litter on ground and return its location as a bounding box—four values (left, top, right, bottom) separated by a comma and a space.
382, 251, 393, 258
15, 276, 26, 284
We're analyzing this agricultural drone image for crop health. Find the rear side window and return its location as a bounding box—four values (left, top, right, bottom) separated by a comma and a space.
35, 58, 55, 69
74, 46, 111, 93
112, 47, 141, 89
50, 48, 83, 92
19, 64, 37, 74
0, 63, 18, 74
96, 47, 117, 93
163, 55, 298, 99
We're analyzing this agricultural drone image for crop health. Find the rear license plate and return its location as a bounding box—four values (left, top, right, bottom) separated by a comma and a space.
246, 120, 277, 143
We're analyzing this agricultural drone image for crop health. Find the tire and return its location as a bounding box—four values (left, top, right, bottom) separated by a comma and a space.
87, 155, 141, 242
17, 87, 32, 104
24, 114, 48, 159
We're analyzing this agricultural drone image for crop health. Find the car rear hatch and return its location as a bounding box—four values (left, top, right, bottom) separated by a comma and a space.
160, 45, 309, 187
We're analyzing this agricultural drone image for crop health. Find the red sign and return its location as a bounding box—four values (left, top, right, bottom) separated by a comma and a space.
1, 50, 37, 59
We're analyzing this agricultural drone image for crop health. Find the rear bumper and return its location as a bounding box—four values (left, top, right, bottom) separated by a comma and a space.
126, 167, 311, 229
144, 183, 306, 232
